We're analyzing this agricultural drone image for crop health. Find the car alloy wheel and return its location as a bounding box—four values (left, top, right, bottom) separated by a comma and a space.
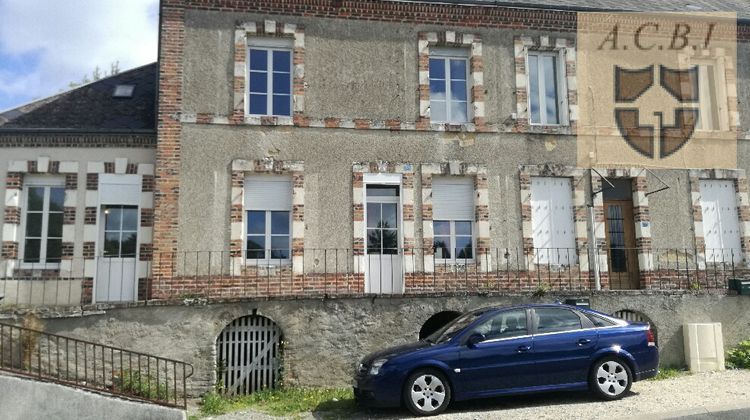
590, 357, 632, 400
404, 369, 451, 416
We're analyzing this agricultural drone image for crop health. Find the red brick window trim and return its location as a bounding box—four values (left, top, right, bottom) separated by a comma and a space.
689, 168, 750, 267
232, 20, 305, 126
513, 36, 577, 134
230, 158, 305, 274
418, 31, 487, 132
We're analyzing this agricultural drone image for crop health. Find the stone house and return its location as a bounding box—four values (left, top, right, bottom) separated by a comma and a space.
3, 1, 750, 305
3, 0, 750, 395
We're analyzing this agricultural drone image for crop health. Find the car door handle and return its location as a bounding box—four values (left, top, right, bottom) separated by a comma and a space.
577, 338, 592, 346
516, 345, 531, 352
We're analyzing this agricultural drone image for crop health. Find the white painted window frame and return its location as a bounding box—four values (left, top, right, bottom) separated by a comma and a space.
433, 219, 475, 263
101, 205, 139, 258
246, 37, 293, 118
245, 209, 293, 265
526, 49, 569, 126
693, 59, 729, 132
429, 47, 471, 124
18, 176, 65, 268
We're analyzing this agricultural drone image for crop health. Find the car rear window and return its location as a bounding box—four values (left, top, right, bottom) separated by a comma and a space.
586, 313, 618, 327
535, 308, 582, 333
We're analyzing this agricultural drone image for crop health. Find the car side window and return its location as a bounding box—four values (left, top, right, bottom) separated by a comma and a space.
471, 309, 528, 340
534, 308, 582, 334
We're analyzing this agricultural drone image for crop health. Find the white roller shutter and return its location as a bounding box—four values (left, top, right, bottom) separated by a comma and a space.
531, 177, 577, 265
99, 174, 141, 205
244, 175, 292, 211
700, 180, 741, 262
432, 177, 474, 220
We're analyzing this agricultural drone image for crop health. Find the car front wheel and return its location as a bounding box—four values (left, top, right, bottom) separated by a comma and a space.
403, 369, 451, 416
590, 356, 632, 400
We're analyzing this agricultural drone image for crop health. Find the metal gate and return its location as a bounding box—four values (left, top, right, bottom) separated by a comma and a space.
216, 315, 282, 395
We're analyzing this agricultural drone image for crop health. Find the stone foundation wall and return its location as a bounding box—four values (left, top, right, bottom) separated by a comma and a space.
6, 291, 750, 396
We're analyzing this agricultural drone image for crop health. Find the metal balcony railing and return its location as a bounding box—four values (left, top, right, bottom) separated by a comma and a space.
0, 247, 746, 307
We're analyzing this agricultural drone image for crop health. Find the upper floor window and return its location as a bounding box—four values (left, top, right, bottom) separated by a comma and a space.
429, 48, 469, 123
432, 177, 474, 260
694, 62, 729, 132
22, 178, 65, 264
244, 175, 292, 262
528, 51, 566, 125
248, 38, 292, 117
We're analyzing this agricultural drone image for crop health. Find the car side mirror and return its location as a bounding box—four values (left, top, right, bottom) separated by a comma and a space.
466, 333, 485, 348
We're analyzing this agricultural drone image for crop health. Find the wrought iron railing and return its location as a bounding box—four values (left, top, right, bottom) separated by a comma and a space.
0, 247, 746, 306
0, 322, 193, 409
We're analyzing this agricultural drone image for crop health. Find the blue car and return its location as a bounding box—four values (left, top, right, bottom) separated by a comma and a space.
354, 303, 658, 416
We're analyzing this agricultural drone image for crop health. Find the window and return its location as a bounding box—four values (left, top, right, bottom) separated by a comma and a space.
586, 313, 619, 328
534, 308, 582, 334
429, 48, 469, 123
528, 51, 565, 125
366, 185, 400, 256
530, 177, 577, 265
695, 62, 728, 131
472, 309, 528, 341
699, 180, 741, 263
244, 176, 292, 262
22, 182, 65, 264
432, 177, 474, 260
113, 84, 135, 98
247, 39, 292, 117
103, 206, 138, 257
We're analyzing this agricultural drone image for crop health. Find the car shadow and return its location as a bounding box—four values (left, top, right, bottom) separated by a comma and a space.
311, 390, 640, 419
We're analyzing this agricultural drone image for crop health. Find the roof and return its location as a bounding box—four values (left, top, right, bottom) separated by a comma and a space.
0, 63, 157, 132
419, 1, 750, 20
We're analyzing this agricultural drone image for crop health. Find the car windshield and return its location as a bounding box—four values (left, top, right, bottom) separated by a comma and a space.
426, 310, 489, 344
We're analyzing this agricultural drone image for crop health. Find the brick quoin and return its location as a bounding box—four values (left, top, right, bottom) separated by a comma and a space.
153, 1, 186, 298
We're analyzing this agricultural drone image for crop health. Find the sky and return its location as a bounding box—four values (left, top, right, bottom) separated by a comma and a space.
0, 0, 159, 111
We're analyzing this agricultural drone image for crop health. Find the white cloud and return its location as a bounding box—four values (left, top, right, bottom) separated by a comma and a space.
0, 0, 158, 108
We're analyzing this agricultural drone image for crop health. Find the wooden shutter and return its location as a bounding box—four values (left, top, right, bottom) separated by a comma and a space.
700, 180, 741, 262
245, 175, 292, 211
432, 177, 474, 220
531, 177, 577, 265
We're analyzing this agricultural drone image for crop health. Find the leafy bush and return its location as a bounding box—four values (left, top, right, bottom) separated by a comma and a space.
726, 340, 750, 369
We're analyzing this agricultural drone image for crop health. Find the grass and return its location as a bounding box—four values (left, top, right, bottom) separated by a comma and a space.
195, 387, 356, 418
649, 366, 688, 381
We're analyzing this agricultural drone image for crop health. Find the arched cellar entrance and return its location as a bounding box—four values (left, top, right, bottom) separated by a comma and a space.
419, 311, 462, 340
612, 309, 658, 343
216, 314, 283, 395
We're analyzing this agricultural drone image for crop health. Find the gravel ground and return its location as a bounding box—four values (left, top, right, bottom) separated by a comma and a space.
194, 370, 750, 420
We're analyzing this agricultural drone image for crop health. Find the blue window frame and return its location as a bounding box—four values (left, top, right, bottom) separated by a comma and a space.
248, 46, 292, 116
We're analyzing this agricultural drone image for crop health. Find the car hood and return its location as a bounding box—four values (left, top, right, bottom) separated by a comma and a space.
362, 341, 433, 364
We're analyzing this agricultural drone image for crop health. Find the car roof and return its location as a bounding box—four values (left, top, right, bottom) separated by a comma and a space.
472, 303, 583, 313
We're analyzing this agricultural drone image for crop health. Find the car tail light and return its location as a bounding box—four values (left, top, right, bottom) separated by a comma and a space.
646, 327, 656, 347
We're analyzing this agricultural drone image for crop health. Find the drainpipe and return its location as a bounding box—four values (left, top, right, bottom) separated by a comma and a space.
587, 169, 601, 290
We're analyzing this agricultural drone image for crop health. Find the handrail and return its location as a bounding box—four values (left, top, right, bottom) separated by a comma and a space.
0, 322, 194, 409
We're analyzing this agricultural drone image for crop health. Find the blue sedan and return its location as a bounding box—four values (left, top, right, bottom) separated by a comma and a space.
354, 304, 658, 416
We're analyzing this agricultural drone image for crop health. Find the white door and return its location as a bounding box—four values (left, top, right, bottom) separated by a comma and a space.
700, 180, 741, 263
96, 205, 138, 302
365, 185, 402, 293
